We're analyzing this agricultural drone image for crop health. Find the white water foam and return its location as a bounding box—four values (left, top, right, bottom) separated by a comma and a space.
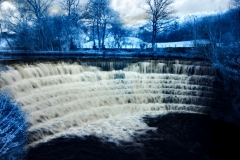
0, 61, 215, 147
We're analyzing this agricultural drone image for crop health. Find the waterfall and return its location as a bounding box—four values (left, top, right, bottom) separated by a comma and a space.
0, 60, 216, 148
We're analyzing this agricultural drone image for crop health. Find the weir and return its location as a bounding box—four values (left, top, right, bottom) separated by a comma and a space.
0, 59, 217, 148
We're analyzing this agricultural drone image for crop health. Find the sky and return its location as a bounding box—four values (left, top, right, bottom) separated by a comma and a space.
1, 0, 232, 25
111, 0, 231, 25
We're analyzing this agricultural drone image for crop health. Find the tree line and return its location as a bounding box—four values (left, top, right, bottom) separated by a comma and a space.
0, 0, 177, 51
0, 0, 128, 51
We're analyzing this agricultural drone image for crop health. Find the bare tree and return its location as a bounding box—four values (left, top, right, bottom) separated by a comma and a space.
110, 13, 126, 49
0, 24, 14, 52
84, 0, 115, 50
61, 0, 80, 16
26, 0, 53, 19
60, 0, 81, 51
230, 0, 240, 8
198, 6, 240, 111
0, 0, 13, 51
24, 0, 54, 50
145, 0, 174, 51
0, 0, 42, 50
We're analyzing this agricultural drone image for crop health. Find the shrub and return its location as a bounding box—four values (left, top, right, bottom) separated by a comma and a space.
0, 91, 28, 160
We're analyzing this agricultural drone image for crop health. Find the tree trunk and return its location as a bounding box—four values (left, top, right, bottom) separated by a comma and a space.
152, 22, 157, 52
101, 21, 107, 49
97, 19, 101, 50
92, 20, 96, 49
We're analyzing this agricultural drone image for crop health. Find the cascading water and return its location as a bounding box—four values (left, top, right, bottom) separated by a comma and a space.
0, 59, 217, 149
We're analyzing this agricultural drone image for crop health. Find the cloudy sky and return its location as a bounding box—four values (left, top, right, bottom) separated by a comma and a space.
111, 0, 231, 25
1, 0, 232, 25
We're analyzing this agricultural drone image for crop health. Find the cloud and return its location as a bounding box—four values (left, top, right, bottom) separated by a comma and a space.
172, 0, 231, 16
1, 0, 231, 26
111, 0, 231, 25
111, 0, 147, 24
1, 1, 14, 10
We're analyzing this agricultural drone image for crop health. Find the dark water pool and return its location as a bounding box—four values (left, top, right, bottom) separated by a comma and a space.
27, 113, 240, 160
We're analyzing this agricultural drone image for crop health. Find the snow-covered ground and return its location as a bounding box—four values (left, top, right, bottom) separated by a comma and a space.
0, 36, 210, 50
0, 38, 15, 50
0, 39, 7, 48
148, 39, 210, 48
82, 37, 144, 49
82, 37, 210, 49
